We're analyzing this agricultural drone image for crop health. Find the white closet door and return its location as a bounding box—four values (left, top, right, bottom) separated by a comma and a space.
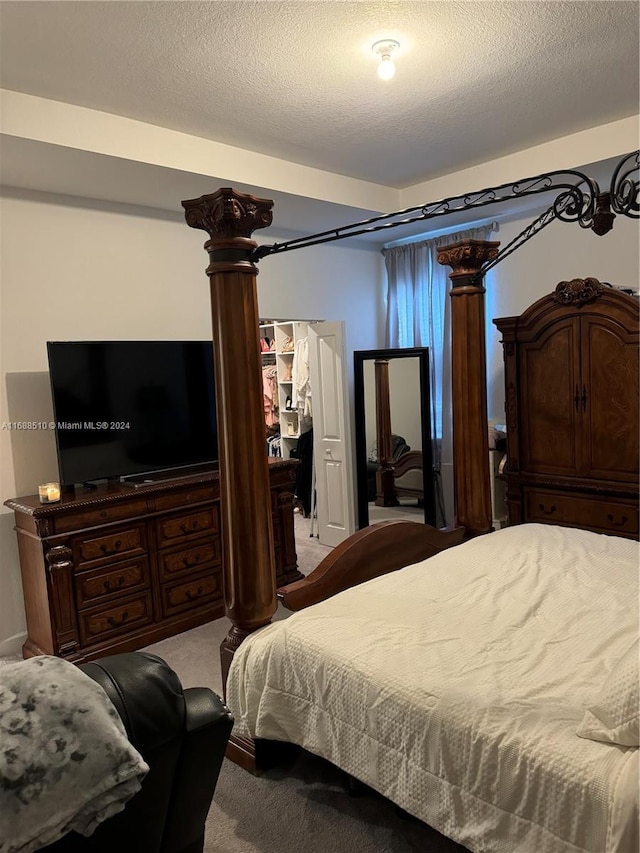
308, 321, 355, 546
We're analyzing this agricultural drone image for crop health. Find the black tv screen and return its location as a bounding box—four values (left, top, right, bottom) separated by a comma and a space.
47, 341, 218, 486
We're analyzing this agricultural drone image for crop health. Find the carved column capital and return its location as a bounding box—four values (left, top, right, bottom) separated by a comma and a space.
437, 239, 500, 286
182, 188, 273, 241
182, 188, 274, 274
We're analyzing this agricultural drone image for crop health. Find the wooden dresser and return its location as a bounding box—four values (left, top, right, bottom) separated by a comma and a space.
494, 279, 639, 540
5, 458, 301, 662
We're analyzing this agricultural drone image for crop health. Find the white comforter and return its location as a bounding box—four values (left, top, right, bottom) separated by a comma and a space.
227, 524, 639, 853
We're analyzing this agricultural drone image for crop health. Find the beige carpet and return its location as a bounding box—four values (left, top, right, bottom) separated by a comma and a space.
143, 513, 466, 853
367, 503, 425, 523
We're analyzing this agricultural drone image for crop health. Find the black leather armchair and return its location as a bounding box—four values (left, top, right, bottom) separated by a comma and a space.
43, 651, 233, 853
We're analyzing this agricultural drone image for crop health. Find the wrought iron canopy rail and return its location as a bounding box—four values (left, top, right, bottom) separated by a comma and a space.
252, 151, 640, 282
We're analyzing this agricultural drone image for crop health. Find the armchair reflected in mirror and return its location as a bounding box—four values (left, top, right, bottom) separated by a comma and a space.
354, 348, 436, 529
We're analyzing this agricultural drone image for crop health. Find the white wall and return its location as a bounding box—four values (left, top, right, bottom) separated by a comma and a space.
363, 358, 423, 454
0, 189, 384, 654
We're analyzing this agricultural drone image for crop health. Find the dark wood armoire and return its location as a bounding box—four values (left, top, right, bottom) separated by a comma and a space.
494, 278, 639, 539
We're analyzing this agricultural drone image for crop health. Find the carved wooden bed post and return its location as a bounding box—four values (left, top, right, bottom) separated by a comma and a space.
437, 239, 500, 537
182, 188, 277, 689
374, 358, 398, 506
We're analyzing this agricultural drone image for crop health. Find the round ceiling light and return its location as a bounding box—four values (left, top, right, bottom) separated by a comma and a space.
372, 39, 400, 81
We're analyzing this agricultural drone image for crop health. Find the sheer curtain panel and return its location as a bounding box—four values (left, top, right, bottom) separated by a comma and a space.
383, 225, 495, 525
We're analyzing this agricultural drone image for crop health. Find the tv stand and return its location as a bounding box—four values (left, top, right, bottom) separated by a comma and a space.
5, 459, 301, 663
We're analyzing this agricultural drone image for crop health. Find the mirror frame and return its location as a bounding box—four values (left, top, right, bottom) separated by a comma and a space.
353, 347, 436, 530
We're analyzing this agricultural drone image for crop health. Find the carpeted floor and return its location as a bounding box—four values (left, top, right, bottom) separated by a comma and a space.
142, 513, 466, 853
143, 618, 466, 853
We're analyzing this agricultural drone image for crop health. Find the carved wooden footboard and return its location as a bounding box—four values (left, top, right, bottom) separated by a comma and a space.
393, 450, 425, 502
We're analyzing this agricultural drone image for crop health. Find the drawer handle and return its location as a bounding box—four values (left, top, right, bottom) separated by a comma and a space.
185, 586, 205, 601
100, 539, 122, 555
538, 503, 556, 516
182, 553, 202, 568
180, 521, 203, 535
103, 576, 126, 592
107, 610, 129, 627
607, 513, 629, 528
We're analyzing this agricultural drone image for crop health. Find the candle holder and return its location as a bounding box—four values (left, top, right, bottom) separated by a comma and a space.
38, 482, 61, 504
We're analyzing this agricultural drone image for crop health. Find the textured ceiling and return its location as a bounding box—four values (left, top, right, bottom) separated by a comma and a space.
1, 1, 638, 189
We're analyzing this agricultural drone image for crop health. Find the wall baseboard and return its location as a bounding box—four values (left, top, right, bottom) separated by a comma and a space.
0, 632, 25, 660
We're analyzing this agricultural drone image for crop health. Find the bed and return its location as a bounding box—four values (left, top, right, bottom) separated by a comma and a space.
180, 155, 639, 853
228, 522, 639, 853
227, 276, 638, 851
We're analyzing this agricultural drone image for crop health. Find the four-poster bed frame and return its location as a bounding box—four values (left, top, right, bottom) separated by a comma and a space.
181, 151, 639, 767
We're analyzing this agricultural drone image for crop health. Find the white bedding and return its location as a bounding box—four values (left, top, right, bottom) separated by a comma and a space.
227, 524, 639, 853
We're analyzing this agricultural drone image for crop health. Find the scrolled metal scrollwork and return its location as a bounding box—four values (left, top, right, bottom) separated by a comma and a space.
251, 154, 639, 264
609, 150, 640, 218
552, 184, 595, 228
253, 167, 603, 261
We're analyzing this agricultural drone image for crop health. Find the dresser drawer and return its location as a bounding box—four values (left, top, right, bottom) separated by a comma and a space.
55, 499, 148, 534
155, 507, 219, 548
159, 540, 221, 582
525, 489, 639, 535
73, 522, 147, 568
78, 592, 154, 645
152, 486, 216, 513
75, 558, 150, 609
160, 570, 222, 618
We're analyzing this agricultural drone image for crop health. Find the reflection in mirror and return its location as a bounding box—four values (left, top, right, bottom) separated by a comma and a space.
354, 348, 436, 529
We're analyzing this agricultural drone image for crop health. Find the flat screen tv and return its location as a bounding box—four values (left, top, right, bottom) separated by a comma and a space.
47, 341, 218, 487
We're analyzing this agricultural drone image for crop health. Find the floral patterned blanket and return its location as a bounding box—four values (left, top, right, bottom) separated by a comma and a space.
0, 656, 149, 853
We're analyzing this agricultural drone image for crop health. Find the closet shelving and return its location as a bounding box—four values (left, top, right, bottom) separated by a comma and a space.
259, 320, 315, 459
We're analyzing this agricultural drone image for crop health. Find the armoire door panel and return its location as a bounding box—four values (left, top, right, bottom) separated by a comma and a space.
581, 318, 639, 482
519, 319, 580, 475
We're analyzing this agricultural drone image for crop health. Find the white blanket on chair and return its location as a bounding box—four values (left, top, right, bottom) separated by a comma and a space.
0, 655, 149, 853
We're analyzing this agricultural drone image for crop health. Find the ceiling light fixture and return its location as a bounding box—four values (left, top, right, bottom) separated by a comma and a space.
372, 39, 400, 81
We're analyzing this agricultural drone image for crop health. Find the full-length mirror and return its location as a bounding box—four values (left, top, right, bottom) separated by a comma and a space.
354, 348, 436, 529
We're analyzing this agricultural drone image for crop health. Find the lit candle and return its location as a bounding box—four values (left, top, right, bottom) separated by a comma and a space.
38, 482, 61, 503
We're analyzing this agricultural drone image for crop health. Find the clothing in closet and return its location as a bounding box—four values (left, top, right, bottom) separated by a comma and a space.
262, 364, 279, 427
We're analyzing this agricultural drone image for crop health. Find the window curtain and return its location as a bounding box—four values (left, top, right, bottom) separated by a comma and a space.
383, 225, 495, 526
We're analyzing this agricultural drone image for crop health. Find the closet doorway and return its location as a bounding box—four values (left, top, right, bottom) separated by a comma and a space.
260, 319, 355, 548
